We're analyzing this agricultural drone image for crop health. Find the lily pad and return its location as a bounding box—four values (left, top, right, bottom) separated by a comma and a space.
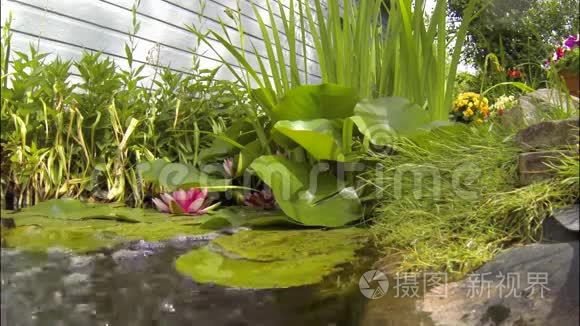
199, 207, 293, 229
175, 228, 369, 289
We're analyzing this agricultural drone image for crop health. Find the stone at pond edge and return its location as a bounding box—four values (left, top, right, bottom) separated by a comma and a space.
518, 150, 574, 186
553, 204, 580, 232
515, 118, 579, 150
502, 89, 579, 127
175, 228, 369, 289
422, 242, 579, 326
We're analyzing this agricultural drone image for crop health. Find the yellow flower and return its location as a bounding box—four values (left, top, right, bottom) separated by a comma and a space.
463, 108, 474, 117
476, 119, 484, 125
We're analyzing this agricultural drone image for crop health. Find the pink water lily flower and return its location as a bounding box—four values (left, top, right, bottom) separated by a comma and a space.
152, 188, 219, 215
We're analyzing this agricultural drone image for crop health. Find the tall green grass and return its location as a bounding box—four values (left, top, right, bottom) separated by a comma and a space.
188, 0, 479, 121
359, 125, 579, 278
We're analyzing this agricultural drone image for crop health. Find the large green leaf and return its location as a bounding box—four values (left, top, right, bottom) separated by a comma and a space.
138, 159, 232, 190
351, 97, 435, 146
273, 119, 346, 161
271, 84, 358, 122
250, 155, 362, 227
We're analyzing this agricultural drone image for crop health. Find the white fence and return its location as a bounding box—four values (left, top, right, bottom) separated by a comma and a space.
0, 0, 326, 84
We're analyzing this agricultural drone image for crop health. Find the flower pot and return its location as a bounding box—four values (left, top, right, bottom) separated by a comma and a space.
559, 69, 580, 97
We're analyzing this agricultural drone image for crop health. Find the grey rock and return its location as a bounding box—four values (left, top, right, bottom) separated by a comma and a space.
543, 217, 579, 243
553, 204, 580, 232
62, 272, 90, 287
515, 118, 579, 150
422, 242, 579, 326
68, 255, 96, 272
518, 150, 573, 186
503, 89, 579, 127
111, 249, 152, 262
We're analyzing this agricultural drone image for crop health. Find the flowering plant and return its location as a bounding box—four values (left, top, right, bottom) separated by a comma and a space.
152, 188, 219, 215
489, 95, 518, 117
546, 35, 579, 73
451, 92, 490, 124
244, 187, 277, 210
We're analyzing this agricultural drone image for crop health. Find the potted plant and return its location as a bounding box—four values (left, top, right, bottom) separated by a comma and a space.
548, 35, 580, 96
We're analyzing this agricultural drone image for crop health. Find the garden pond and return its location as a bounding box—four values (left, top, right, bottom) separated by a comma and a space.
0, 199, 435, 326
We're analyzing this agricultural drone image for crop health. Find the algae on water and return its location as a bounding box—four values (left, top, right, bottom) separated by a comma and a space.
175, 228, 369, 289
0, 199, 211, 252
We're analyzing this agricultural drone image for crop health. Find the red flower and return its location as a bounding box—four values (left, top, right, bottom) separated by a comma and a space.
507, 68, 522, 79
556, 47, 565, 59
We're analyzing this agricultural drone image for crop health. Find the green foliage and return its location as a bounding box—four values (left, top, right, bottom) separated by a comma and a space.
175, 228, 369, 288
250, 155, 362, 227
190, 0, 478, 122
0, 16, 249, 206
361, 125, 578, 278
449, 0, 579, 80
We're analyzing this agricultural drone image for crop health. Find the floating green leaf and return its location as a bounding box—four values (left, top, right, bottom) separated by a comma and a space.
199, 207, 293, 229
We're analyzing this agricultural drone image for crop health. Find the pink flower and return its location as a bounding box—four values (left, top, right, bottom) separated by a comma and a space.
244, 188, 276, 210
223, 158, 235, 178
564, 34, 579, 50
152, 188, 218, 215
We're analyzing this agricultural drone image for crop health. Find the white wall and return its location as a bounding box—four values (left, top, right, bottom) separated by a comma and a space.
0, 0, 326, 84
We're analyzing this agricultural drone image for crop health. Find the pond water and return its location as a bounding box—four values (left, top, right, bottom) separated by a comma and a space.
1, 239, 434, 326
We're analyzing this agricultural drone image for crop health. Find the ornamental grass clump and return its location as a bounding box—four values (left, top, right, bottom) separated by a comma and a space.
361, 125, 579, 279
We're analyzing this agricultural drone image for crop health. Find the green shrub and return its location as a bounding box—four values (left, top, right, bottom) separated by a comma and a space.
0, 19, 250, 207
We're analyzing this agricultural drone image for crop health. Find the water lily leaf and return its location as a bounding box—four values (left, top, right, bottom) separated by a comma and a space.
271, 84, 358, 122
273, 119, 346, 161
250, 156, 362, 227
14, 199, 116, 220
351, 97, 433, 146
199, 207, 293, 229
175, 228, 368, 289
138, 159, 232, 190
